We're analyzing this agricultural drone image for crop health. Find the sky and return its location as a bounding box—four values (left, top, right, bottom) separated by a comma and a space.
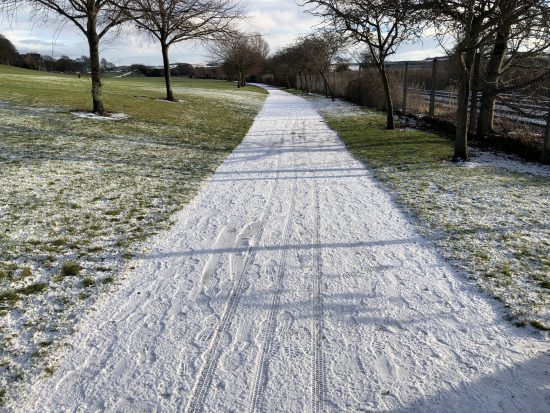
0, 1, 444, 66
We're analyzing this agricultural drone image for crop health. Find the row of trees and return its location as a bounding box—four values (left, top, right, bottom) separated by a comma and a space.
209, 33, 269, 88
129, 62, 227, 79
0, 32, 234, 80
0, 36, 116, 73
270, 33, 344, 101
1, 0, 246, 113
300, 0, 550, 161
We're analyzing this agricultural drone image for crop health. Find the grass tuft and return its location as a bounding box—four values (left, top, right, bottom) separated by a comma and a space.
82, 277, 95, 288
18, 283, 47, 295
60, 262, 81, 277
20, 267, 33, 278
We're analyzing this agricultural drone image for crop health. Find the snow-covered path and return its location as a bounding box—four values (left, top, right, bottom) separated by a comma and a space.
21, 87, 548, 412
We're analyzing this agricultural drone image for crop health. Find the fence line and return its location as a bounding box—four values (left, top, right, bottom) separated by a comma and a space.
296, 63, 550, 130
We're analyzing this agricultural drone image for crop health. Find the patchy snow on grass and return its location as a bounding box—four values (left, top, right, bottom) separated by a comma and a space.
466, 147, 550, 177
71, 111, 128, 120
305, 95, 365, 118
0, 86, 264, 406
148, 85, 265, 108
155, 98, 188, 104
115, 71, 135, 78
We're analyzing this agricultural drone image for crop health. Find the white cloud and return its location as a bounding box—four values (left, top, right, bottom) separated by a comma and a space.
389, 36, 446, 61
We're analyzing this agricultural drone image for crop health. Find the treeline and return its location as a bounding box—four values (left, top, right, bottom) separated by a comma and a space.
0, 35, 116, 73
128, 63, 225, 79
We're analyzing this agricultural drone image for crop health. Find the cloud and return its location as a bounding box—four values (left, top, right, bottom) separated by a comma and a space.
389, 36, 446, 61
0, 2, 445, 65
18, 38, 60, 46
243, 1, 322, 53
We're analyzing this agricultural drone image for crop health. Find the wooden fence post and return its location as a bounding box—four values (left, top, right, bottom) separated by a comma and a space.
469, 50, 481, 134
429, 58, 438, 118
402, 62, 409, 114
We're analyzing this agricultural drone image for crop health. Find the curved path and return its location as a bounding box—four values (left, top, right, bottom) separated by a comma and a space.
22, 87, 548, 412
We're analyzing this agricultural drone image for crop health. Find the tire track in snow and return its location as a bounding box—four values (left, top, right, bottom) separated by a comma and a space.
185, 143, 283, 413
311, 178, 326, 413
247, 136, 298, 413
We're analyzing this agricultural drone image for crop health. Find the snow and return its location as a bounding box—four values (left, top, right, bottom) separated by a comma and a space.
15, 87, 548, 412
71, 111, 128, 120
466, 147, 550, 177
115, 71, 135, 78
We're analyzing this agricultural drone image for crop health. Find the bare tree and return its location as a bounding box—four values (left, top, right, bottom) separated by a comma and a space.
476, 0, 550, 138
296, 32, 345, 101
425, 0, 511, 161
1, 0, 128, 114
269, 50, 293, 89
270, 40, 308, 93
270, 33, 344, 99
303, 0, 423, 129
210, 32, 269, 88
118, 0, 244, 101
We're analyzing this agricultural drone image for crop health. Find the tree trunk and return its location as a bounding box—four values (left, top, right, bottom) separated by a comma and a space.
87, 13, 105, 115
161, 42, 174, 101
377, 63, 394, 129
429, 58, 438, 118
477, 25, 511, 137
454, 50, 476, 161
477, 88, 497, 138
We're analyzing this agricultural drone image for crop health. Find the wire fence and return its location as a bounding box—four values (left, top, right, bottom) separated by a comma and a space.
296, 59, 550, 134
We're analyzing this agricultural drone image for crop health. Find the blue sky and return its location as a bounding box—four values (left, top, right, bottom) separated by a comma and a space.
1, 1, 444, 66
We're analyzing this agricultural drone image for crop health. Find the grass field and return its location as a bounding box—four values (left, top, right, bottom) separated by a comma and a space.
301, 93, 550, 331
0, 65, 266, 403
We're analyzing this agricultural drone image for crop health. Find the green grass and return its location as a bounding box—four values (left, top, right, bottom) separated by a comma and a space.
0, 65, 266, 113
0, 283, 48, 312
59, 262, 81, 277
323, 109, 550, 330
0, 64, 267, 403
